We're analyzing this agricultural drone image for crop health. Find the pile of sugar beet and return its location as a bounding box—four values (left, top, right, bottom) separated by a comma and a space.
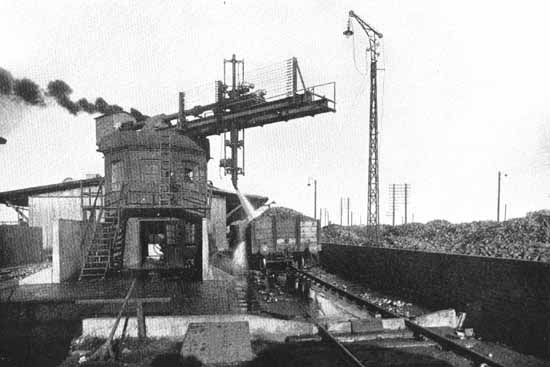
321, 210, 550, 261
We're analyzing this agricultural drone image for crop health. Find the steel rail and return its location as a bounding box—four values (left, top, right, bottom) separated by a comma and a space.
315, 321, 366, 367
291, 266, 506, 367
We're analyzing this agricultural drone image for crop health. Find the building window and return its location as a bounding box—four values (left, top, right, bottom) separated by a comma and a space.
182, 161, 197, 183
184, 167, 194, 182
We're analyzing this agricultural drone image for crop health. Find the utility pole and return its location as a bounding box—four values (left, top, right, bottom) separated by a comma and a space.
351, 212, 353, 226
347, 197, 350, 226
387, 183, 411, 225
340, 198, 343, 225
404, 183, 408, 224
392, 184, 396, 226
344, 10, 383, 239
497, 171, 501, 222
314, 180, 317, 221
308, 177, 317, 220
497, 171, 507, 222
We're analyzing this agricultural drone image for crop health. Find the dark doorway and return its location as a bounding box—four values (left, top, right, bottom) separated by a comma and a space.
140, 220, 167, 267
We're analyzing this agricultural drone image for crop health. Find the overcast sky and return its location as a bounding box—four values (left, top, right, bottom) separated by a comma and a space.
1, 0, 550, 224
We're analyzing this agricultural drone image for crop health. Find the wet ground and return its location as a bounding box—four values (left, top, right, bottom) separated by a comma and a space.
1, 262, 549, 367
58, 337, 474, 367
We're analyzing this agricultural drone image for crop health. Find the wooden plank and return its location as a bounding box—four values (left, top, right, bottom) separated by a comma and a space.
75, 297, 171, 304
137, 301, 146, 339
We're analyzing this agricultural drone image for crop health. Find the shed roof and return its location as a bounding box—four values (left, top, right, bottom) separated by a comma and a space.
0, 177, 103, 206
0, 177, 268, 211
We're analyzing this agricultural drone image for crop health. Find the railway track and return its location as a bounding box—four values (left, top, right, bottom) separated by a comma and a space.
290, 266, 506, 367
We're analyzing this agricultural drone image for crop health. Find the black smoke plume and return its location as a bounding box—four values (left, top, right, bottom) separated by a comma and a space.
47, 80, 79, 114
130, 108, 148, 122
0, 67, 148, 119
13, 79, 44, 105
0, 68, 14, 95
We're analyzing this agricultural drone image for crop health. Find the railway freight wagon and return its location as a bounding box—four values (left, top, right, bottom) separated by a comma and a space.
246, 207, 321, 272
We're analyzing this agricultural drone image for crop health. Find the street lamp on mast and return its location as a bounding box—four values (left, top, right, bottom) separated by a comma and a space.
343, 10, 383, 242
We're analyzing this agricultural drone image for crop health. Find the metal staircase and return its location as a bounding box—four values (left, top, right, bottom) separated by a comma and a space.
79, 184, 127, 280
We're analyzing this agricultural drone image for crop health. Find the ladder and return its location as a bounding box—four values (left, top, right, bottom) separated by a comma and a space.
159, 134, 172, 206
79, 185, 127, 280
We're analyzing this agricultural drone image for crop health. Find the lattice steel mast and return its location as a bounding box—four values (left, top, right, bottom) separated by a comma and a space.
344, 10, 383, 229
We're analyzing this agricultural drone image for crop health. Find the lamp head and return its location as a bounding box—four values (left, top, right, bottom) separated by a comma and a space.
0, 137, 6, 144
343, 17, 353, 38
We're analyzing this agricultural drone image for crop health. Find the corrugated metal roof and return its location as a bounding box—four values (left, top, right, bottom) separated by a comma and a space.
0, 177, 268, 210
0, 177, 103, 206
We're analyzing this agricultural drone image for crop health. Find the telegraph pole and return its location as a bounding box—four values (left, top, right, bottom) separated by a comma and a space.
497, 171, 501, 222
404, 183, 408, 224
314, 180, 317, 221
392, 184, 396, 226
347, 197, 350, 226
340, 198, 343, 225
308, 178, 317, 220
497, 171, 507, 222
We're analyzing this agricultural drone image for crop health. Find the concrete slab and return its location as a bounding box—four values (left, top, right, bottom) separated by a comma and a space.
335, 330, 415, 343
321, 319, 352, 334
350, 318, 406, 333
351, 319, 384, 333
413, 309, 458, 328
82, 314, 318, 342
18, 267, 53, 285
180, 321, 254, 364
381, 318, 406, 330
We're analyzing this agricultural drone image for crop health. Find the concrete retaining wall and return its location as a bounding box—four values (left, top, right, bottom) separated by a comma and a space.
0, 225, 42, 267
52, 219, 84, 282
321, 244, 550, 358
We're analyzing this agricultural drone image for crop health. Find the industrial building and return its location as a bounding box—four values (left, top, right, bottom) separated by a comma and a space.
0, 170, 267, 282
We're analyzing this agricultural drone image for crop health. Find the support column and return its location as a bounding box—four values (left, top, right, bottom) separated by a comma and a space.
202, 217, 209, 280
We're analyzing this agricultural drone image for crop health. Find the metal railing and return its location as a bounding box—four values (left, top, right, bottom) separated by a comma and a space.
105, 181, 210, 215
80, 179, 105, 269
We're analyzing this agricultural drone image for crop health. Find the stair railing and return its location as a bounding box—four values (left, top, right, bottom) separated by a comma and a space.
80, 179, 105, 270
107, 183, 127, 272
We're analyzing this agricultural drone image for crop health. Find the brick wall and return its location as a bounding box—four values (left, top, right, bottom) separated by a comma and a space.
321, 244, 550, 358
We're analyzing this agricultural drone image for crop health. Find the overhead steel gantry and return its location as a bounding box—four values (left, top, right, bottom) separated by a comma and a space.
162, 55, 336, 188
